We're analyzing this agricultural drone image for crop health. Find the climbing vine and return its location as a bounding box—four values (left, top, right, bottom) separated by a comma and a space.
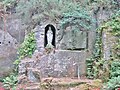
103, 11, 120, 59
86, 27, 104, 79
86, 11, 120, 82
103, 13, 120, 90
18, 32, 36, 59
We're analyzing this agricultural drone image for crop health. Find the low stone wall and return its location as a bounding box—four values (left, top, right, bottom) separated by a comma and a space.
38, 50, 86, 78
19, 50, 87, 82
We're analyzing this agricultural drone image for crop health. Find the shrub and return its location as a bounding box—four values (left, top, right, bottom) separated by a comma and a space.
18, 32, 36, 59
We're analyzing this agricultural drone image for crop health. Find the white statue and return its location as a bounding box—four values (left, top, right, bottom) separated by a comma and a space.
46, 26, 54, 48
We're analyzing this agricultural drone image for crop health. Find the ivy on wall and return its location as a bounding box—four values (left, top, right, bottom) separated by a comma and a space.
86, 28, 104, 79
18, 32, 36, 59
103, 13, 120, 59
86, 11, 120, 82
103, 13, 120, 90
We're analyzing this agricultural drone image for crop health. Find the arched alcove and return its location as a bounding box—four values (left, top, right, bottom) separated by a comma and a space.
44, 24, 56, 48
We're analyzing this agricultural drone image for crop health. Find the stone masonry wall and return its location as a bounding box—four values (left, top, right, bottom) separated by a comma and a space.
18, 22, 95, 82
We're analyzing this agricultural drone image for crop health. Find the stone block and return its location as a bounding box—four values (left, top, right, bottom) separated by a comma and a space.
37, 50, 86, 78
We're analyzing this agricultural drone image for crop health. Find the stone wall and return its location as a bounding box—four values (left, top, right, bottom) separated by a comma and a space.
18, 22, 96, 82
19, 50, 87, 82
36, 50, 86, 78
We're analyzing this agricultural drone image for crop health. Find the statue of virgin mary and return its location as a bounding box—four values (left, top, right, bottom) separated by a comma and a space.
46, 26, 54, 48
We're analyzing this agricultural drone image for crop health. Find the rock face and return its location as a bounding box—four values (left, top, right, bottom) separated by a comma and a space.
6, 17, 25, 43
0, 30, 18, 78
0, 15, 24, 78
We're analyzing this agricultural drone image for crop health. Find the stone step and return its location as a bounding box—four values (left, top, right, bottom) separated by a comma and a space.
19, 78, 102, 90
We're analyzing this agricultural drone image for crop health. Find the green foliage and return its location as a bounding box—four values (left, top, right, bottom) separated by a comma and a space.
2, 0, 16, 4
110, 60, 120, 78
15, 0, 95, 31
2, 0, 16, 9
60, 7, 95, 30
86, 28, 103, 79
104, 76, 120, 90
86, 12, 120, 81
107, 17, 120, 36
86, 57, 94, 78
102, 14, 120, 58
0, 0, 5, 2
3, 74, 17, 89
3, 32, 36, 89
87, 0, 119, 11
18, 32, 36, 59
16, 0, 70, 22
99, 13, 120, 90
102, 61, 120, 90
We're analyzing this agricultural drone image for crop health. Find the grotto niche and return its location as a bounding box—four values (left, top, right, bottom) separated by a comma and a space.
44, 24, 56, 48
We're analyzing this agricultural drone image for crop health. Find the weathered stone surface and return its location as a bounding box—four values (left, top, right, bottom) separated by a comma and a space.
0, 15, 24, 78
19, 56, 42, 83
102, 30, 117, 60
18, 21, 95, 82
0, 30, 18, 46
0, 15, 25, 44
0, 30, 18, 78
19, 50, 86, 81
6, 17, 25, 44
38, 50, 86, 78
0, 46, 17, 78
34, 25, 45, 52
87, 31, 96, 56
57, 26, 87, 50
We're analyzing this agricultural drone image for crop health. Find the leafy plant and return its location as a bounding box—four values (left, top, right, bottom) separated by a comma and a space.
103, 76, 120, 90
102, 61, 120, 90
104, 14, 120, 58
86, 11, 120, 81
2, 0, 16, 5
18, 32, 36, 59
60, 7, 95, 30
3, 74, 17, 89
2, 32, 36, 89
100, 13, 120, 90
86, 27, 103, 79
110, 60, 120, 78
